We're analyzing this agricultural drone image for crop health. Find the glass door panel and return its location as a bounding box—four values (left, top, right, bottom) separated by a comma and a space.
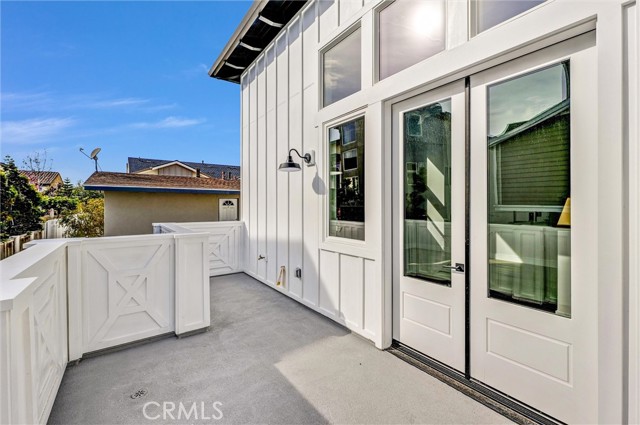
404, 100, 452, 285
486, 61, 571, 316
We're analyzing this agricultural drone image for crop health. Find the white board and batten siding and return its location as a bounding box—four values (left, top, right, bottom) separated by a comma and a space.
241, 0, 385, 346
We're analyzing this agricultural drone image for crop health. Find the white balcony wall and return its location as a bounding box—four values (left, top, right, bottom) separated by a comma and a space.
154, 221, 244, 276
1, 223, 215, 423
1, 242, 67, 425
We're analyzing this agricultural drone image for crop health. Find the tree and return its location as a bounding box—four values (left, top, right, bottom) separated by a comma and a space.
71, 180, 103, 202
1, 156, 44, 240
60, 198, 104, 237
22, 150, 53, 191
56, 178, 75, 197
42, 196, 78, 216
22, 149, 53, 173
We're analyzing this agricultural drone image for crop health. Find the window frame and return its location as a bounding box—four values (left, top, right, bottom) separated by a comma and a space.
469, 0, 547, 38
322, 109, 368, 247
320, 23, 363, 108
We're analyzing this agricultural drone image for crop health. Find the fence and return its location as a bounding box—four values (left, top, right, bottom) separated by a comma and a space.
44, 219, 66, 239
0, 230, 44, 260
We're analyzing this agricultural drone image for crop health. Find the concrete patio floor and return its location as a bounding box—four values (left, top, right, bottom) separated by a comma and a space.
49, 273, 512, 424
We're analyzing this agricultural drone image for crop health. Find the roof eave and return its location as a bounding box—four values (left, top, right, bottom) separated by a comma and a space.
209, 1, 268, 81
84, 185, 240, 195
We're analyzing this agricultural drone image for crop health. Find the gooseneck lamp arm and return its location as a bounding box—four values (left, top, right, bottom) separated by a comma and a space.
289, 148, 311, 164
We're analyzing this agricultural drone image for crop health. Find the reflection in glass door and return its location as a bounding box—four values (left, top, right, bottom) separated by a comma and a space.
404, 100, 452, 285
487, 61, 572, 317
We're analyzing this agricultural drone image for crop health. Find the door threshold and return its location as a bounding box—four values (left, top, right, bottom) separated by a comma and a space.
388, 342, 564, 425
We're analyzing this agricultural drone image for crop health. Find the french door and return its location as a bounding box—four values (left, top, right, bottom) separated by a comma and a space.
392, 80, 466, 372
393, 32, 598, 423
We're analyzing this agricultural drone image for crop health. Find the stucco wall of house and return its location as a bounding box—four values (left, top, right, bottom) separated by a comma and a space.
104, 191, 240, 236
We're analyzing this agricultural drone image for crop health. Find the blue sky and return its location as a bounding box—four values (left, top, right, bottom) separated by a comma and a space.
1, 1, 251, 183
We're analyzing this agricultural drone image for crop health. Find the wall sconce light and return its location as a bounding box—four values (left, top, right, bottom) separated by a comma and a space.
278, 149, 315, 172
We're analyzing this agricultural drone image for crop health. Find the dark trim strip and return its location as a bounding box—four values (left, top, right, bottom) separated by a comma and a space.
84, 185, 240, 195
390, 342, 564, 425
464, 76, 472, 380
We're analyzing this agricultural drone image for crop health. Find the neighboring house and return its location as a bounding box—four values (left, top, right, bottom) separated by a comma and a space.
20, 170, 63, 193
209, 1, 638, 424
84, 172, 240, 236
127, 157, 240, 180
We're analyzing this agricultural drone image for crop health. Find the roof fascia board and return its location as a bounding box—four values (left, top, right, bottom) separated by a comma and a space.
209, 0, 268, 78
84, 185, 240, 195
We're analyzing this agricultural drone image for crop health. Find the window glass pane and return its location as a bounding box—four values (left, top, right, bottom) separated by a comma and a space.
474, 0, 545, 34
379, 0, 446, 80
323, 29, 361, 107
487, 61, 571, 317
329, 117, 365, 240
404, 100, 452, 284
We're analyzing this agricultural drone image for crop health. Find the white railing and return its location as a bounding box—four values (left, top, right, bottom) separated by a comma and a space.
329, 220, 364, 240
153, 221, 244, 277
0, 224, 214, 424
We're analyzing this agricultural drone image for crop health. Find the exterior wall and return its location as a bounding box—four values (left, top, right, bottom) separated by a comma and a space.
239, 0, 632, 421
137, 166, 199, 177
104, 192, 240, 236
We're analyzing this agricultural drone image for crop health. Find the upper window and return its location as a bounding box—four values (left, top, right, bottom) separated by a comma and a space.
328, 117, 365, 241
378, 0, 446, 80
472, 0, 545, 35
323, 28, 362, 107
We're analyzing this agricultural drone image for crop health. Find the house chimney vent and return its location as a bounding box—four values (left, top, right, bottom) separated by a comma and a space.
196, 168, 201, 177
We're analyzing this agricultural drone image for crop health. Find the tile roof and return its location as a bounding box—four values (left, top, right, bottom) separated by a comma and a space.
19, 170, 62, 185
84, 172, 240, 193
127, 157, 240, 180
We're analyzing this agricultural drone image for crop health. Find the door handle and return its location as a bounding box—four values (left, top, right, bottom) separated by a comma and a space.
445, 263, 465, 273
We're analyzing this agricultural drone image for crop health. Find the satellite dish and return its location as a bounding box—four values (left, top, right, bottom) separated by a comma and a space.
90, 147, 101, 159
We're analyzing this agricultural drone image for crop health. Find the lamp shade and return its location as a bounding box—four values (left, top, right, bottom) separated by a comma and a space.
557, 197, 571, 227
278, 156, 302, 172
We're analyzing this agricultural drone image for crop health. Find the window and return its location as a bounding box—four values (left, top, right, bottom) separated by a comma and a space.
472, 0, 545, 35
487, 61, 571, 316
329, 117, 365, 240
323, 28, 362, 107
378, 0, 445, 80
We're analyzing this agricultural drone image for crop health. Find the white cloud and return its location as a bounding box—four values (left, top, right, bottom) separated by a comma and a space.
1, 92, 175, 113
82, 97, 150, 109
1, 117, 76, 145
130, 116, 205, 129
1, 91, 54, 110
